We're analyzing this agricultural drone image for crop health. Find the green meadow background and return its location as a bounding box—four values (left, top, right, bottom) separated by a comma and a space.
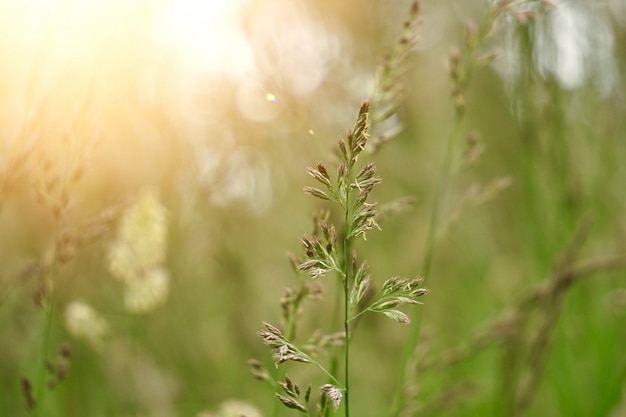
0, 0, 625, 416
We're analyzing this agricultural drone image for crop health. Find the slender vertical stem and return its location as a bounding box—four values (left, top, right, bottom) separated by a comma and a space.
324, 276, 343, 417
271, 279, 304, 417
33, 291, 55, 417
343, 180, 352, 417
389, 110, 461, 417
343, 245, 351, 416
270, 385, 281, 417
329, 272, 343, 367
421, 111, 461, 278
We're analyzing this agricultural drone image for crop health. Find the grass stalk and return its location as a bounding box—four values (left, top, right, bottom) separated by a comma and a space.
389, 109, 462, 417
271, 278, 304, 417
32, 276, 56, 417
327, 269, 344, 412
388, 4, 523, 413
343, 204, 352, 417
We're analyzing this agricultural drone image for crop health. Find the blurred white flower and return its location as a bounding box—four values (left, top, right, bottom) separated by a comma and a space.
64, 301, 109, 349
109, 190, 171, 313
534, 1, 618, 93
196, 399, 263, 417
109, 190, 168, 278
495, 1, 619, 95
124, 267, 170, 314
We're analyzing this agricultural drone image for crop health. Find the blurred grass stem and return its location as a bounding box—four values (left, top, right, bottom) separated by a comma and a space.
390, 108, 462, 417
33, 273, 56, 417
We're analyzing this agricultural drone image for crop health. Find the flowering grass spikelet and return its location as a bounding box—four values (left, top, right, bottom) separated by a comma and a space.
320, 384, 343, 410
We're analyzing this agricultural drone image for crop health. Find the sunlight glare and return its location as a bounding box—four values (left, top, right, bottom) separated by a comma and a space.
0, 0, 345, 213
153, 0, 254, 77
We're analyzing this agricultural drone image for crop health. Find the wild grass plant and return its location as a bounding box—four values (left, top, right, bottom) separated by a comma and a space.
0, 0, 625, 417
252, 4, 430, 417
254, 98, 428, 416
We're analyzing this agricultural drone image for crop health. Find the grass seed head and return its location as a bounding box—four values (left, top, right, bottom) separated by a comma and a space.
320, 384, 343, 410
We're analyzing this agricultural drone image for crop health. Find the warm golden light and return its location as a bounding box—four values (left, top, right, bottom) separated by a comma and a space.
152, 0, 253, 77
0, 0, 345, 214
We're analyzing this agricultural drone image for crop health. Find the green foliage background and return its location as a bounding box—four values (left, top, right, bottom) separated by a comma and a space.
0, 1, 625, 416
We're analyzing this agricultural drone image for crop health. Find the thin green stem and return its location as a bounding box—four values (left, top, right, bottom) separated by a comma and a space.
316, 359, 345, 390
421, 112, 461, 277
343, 164, 353, 417
271, 279, 305, 417
348, 308, 368, 323
389, 110, 462, 417
387, 7, 514, 415
343, 226, 351, 417
326, 276, 343, 417
387, 11, 503, 408
270, 395, 280, 417
292, 350, 344, 389
33, 291, 55, 417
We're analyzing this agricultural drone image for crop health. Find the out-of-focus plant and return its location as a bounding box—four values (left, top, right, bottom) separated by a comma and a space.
108, 189, 170, 314
197, 399, 264, 417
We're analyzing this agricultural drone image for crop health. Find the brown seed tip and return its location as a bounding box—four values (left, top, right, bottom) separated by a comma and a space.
59, 343, 71, 359
359, 100, 371, 116
411, 1, 420, 16
21, 376, 36, 410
